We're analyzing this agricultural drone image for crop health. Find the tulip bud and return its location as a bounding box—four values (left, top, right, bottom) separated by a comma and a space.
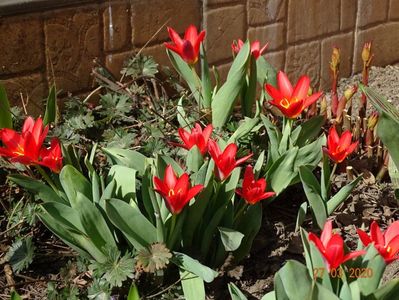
362, 42, 372, 64
367, 111, 379, 129
344, 85, 358, 101
330, 46, 340, 74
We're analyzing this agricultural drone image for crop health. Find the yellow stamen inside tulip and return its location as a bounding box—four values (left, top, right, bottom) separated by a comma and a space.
168, 189, 175, 197
13, 144, 25, 156
387, 246, 392, 253
280, 98, 290, 109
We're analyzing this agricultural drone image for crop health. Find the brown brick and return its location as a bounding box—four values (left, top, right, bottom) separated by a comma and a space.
248, 23, 285, 52
44, 7, 100, 94
0, 73, 47, 116
131, 0, 201, 46
353, 22, 399, 73
0, 16, 44, 75
248, 0, 287, 26
320, 33, 354, 90
140, 44, 170, 67
389, 0, 399, 20
105, 51, 134, 78
340, 0, 357, 30
206, 0, 242, 4
103, 3, 130, 52
287, 0, 340, 44
205, 5, 246, 64
285, 41, 321, 88
265, 51, 285, 72
358, 0, 389, 28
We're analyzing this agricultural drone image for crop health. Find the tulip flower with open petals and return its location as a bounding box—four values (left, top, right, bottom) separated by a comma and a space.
322, 126, 358, 163
208, 140, 252, 181
236, 165, 275, 204
173, 123, 213, 155
164, 25, 205, 65
153, 165, 203, 215
0, 117, 48, 165
309, 220, 366, 271
357, 221, 399, 263
39, 138, 63, 173
232, 39, 268, 59
265, 71, 322, 118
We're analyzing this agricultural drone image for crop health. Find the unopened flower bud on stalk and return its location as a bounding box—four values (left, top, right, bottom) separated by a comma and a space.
367, 111, 379, 129
344, 85, 358, 100
330, 46, 341, 74
362, 42, 372, 64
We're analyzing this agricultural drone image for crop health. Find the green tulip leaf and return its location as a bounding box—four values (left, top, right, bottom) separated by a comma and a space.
218, 227, 244, 251
228, 282, 248, 300
212, 41, 250, 128
102, 148, 147, 175
180, 271, 206, 300
299, 166, 327, 229
60, 165, 92, 208
43, 85, 58, 126
326, 175, 362, 215
172, 252, 218, 283
108, 165, 137, 203
105, 198, 157, 249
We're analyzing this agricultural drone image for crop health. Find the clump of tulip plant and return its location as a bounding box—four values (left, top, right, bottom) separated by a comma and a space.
2, 22, 399, 300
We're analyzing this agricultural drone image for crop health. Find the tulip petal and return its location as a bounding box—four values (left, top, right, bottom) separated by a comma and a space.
277, 71, 293, 99
242, 165, 255, 188
265, 83, 284, 101
194, 30, 206, 55
339, 130, 353, 149
345, 141, 358, 156
164, 165, 178, 189
167, 27, 184, 49
185, 184, 204, 203
370, 221, 385, 246
309, 233, 326, 254
385, 235, 399, 262
321, 220, 333, 247
328, 126, 340, 147
184, 25, 198, 44
303, 91, 323, 109
178, 128, 192, 147
235, 153, 253, 167
292, 76, 310, 100
22, 117, 34, 133
357, 228, 372, 246
325, 235, 345, 269
384, 221, 399, 245
342, 250, 366, 264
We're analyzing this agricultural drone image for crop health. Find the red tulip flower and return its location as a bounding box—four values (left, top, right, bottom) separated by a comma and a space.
236, 165, 275, 204
309, 220, 365, 271
153, 165, 203, 215
232, 39, 268, 59
164, 25, 205, 65
0, 117, 48, 165
39, 138, 63, 173
265, 71, 322, 119
208, 140, 252, 181
173, 123, 213, 155
322, 126, 358, 163
357, 221, 399, 263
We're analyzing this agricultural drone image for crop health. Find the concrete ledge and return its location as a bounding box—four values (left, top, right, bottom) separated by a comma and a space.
0, 0, 100, 17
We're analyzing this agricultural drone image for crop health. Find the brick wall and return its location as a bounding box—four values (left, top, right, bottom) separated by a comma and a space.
1, 0, 399, 114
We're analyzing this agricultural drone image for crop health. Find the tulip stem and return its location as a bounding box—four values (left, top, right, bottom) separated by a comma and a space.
167, 214, 178, 248
330, 163, 338, 182
35, 165, 58, 193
